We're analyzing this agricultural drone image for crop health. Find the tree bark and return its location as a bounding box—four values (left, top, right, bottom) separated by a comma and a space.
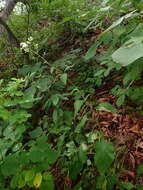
0, 0, 28, 45
0, 0, 18, 22
0, 0, 30, 62
0, 17, 20, 47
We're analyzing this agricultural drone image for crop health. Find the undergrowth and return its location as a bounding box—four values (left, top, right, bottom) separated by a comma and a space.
1, 0, 143, 189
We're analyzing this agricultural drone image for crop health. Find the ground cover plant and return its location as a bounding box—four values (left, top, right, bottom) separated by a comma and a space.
1, 0, 143, 189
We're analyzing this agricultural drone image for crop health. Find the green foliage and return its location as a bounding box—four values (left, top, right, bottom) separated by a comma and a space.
96, 102, 118, 113
1, 0, 143, 189
95, 140, 115, 173
112, 37, 143, 66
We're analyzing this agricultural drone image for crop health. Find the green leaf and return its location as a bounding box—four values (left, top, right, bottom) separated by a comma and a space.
25, 86, 36, 98
24, 170, 35, 182
102, 11, 136, 35
45, 148, 58, 164
94, 140, 115, 174
29, 150, 44, 163
18, 177, 26, 188
33, 173, 42, 188
84, 41, 101, 60
0, 108, 9, 120
96, 175, 107, 189
29, 141, 58, 164
51, 94, 59, 106
75, 115, 88, 133
123, 61, 142, 86
132, 0, 143, 9
10, 175, 19, 189
52, 109, 58, 124
96, 102, 118, 113
60, 73, 67, 85
37, 78, 51, 92
74, 100, 84, 117
119, 182, 134, 190
69, 158, 83, 180
137, 165, 143, 175
1, 155, 20, 176
27, 180, 34, 188
78, 144, 87, 164
29, 128, 43, 138
42, 172, 54, 190
112, 37, 143, 66
116, 95, 125, 107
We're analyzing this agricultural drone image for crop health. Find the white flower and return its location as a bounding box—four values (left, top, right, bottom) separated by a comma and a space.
20, 42, 28, 49
28, 36, 33, 41
20, 42, 29, 52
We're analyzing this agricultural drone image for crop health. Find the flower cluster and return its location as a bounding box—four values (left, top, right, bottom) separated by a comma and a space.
20, 36, 33, 52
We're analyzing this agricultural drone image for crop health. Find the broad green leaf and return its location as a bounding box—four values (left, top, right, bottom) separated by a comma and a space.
30, 141, 57, 164
33, 173, 42, 188
51, 94, 59, 106
84, 41, 101, 60
69, 158, 83, 180
44, 148, 58, 164
96, 102, 118, 113
42, 172, 54, 190
112, 37, 143, 66
1, 155, 20, 176
25, 86, 36, 98
24, 170, 35, 182
37, 78, 51, 92
94, 140, 115, 174
74, 100, 84, 117
29, 150, 44, 163
29, 128, 43, 138
60, 73, 67, 85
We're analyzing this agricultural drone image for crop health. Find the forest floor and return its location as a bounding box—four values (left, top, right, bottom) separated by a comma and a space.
51, 29, 143, 187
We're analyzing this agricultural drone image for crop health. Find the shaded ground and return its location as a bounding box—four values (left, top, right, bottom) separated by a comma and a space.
49, 30, 143, 188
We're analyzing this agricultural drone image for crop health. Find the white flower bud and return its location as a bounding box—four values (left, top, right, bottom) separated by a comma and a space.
28, 36, 33, 41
